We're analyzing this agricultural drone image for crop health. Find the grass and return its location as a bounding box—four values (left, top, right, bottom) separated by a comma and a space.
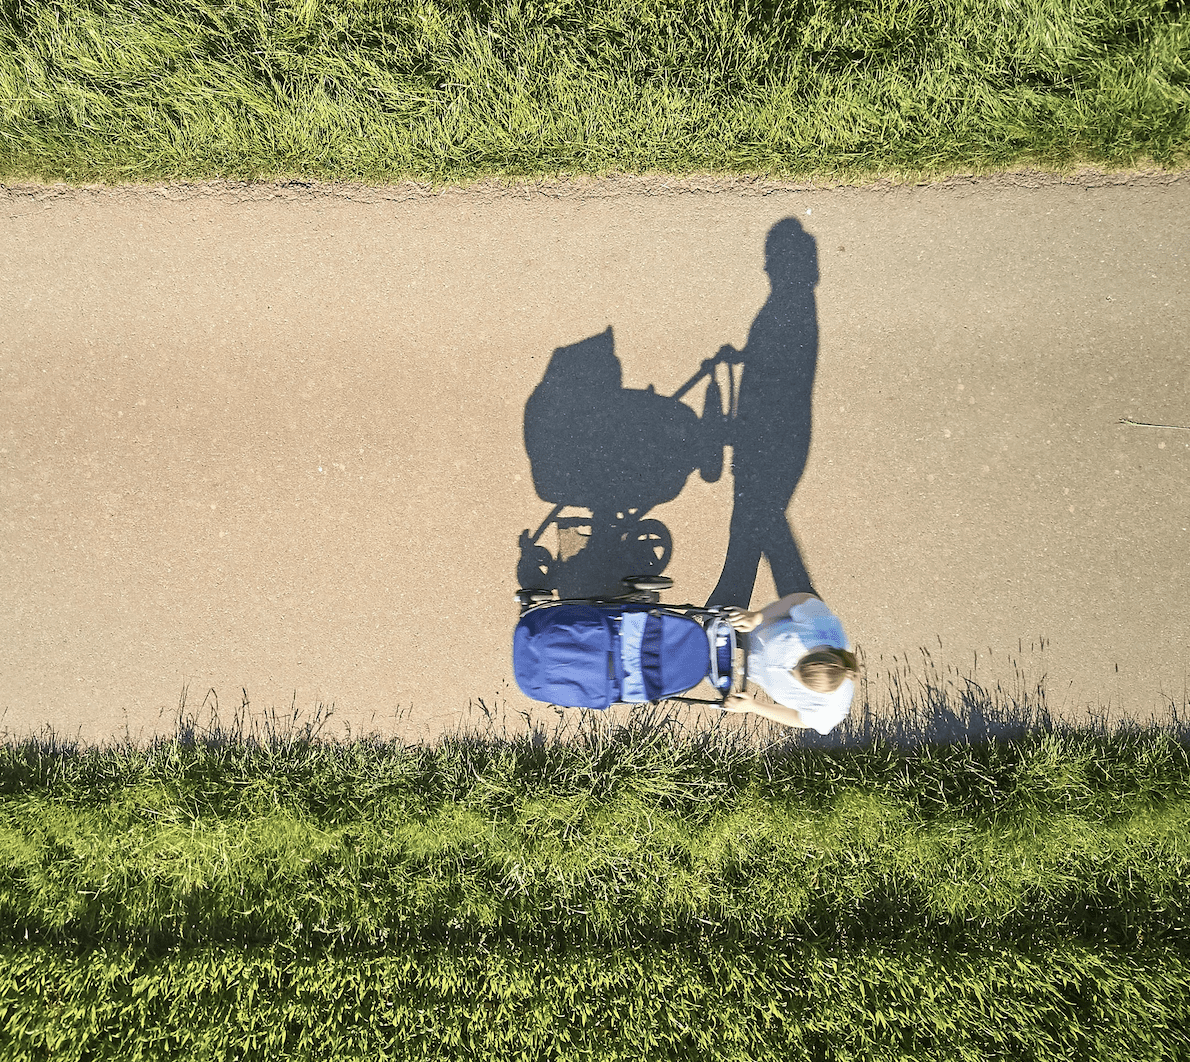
1, 657, 1188, 1059
1, 0, 1188, 185
3, 724, 1190, 950
4, 940, 1188, 1060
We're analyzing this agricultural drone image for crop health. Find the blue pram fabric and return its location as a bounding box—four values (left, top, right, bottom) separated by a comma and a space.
634, 611, 710, 701
513, 603, 711, 709
514, 604, 616, 709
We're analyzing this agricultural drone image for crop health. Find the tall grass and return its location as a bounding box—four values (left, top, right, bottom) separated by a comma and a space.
2, 668, 1188, 952
1, 661, 1187, 1058
1, 0, 1187, 184
4, 940, 1188, 1061
2, 723, 1189, 950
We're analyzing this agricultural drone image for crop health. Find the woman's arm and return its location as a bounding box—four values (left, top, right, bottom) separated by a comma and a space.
756, 592, 816, 624
724, 692, 804, 728
723, 592, 817, 633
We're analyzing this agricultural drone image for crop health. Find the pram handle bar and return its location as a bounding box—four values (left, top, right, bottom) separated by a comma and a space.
670, 345, 740, 406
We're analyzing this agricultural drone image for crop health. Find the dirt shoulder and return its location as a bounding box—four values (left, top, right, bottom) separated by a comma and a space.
4, 164, 1188, 209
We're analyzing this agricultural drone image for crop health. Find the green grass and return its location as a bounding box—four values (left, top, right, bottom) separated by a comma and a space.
3, 724, 1190, 949
4, 940, 1187, 1061
1, 0, 1188, 184
1, 672, 1188, 1058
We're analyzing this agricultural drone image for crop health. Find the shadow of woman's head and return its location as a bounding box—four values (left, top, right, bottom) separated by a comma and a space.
765, 217, 819, 289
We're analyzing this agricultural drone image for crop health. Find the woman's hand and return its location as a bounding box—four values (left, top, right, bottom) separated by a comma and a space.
723, 692, 757, 713
723, 606, 762, 633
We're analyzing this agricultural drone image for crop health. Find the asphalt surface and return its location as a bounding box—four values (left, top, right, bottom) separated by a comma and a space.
2, 173, 1187, 743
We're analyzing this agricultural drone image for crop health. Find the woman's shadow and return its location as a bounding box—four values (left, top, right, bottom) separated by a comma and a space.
707, 217, 820, 606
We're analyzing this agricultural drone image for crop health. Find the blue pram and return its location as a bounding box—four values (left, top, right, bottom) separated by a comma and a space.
513, 577, 738, 709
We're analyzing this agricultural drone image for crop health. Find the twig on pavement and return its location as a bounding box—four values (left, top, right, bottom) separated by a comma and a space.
1117, 417, 1190, 430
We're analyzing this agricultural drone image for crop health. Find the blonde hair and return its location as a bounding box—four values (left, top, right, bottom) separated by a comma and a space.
794, 649, 859, 693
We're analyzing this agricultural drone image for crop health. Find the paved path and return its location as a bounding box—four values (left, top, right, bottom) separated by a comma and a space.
2, 175, 1187, 743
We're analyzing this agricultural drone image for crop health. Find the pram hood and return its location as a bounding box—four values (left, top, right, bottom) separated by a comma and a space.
513, 603, 710, 709
514, 604, 616, 709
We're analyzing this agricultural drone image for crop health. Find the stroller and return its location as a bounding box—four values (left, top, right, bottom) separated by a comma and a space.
513, 576, 740, 709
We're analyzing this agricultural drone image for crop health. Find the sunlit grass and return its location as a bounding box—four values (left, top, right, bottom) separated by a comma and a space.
1, 686, 1187, 951
1, 0, 1187, 185
4, 939, 1187, 1061
1, 657, 1187, 1058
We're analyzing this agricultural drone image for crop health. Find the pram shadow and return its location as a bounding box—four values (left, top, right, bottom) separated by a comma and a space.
517, 325, 730, 600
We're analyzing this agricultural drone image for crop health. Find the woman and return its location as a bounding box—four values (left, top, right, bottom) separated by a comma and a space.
722, 592, 858, 734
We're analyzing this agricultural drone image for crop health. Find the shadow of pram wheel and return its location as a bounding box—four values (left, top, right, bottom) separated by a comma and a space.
516, 511, 673, 600
516, 531, 555, 591
618, 517, 671, 575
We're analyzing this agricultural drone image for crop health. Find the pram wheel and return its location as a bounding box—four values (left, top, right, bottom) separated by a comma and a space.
516, 588, 555, 607
622, 575, 674, 592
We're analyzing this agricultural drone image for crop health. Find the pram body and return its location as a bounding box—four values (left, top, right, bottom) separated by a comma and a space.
513, 581, 737, 709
